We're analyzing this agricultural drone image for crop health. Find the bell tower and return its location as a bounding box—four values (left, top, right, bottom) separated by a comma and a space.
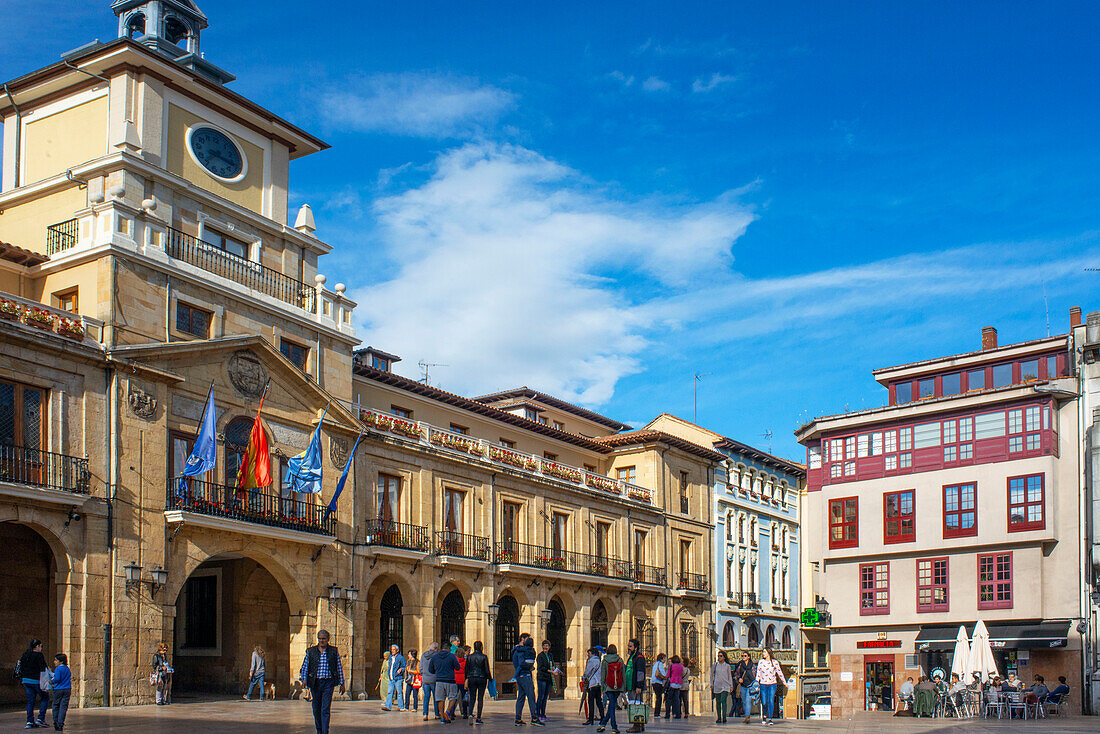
111, 0, 234, 83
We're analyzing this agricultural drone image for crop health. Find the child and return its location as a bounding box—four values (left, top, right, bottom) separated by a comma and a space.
51, 653, 72, 731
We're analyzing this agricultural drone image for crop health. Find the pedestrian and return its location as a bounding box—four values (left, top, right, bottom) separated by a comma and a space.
404, 649, 420, 713
379, 650, 392, 701
665, 655, 684, 719
382, 644, 406, 710
465, 640, 492, 725
597, 643, 625, 733
298, 630, 345, 734
18, 638, 48, 729
710, 651, 733, 724
450, 635, 462, 654
649, 653, 667, 719
754, 647, 782, 727
732, 651, 754, 722
625, 639, 648, 732
512, 634, 542, 726
681, 662, 692, 718
536, 640, 554, 722
428, 639, 461, 723
153, 641, 173, 705
583, 647, 605, 724
50, 652, 71, 731
244, 645, 266, 701
454, 645, 469, 719
422, 641, 441, 720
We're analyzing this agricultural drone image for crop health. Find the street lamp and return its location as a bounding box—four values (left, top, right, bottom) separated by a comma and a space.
328, 583, 344, 601
487, 603, 500, 626
539, 608, 552, 628
815, 597, 829, 626
345, 586, 359, 603
124, 562, 142, 590
149, 566, 169, 596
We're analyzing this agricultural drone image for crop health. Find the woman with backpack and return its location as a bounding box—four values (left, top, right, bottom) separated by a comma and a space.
731, 650, 755, 722
18, 638, 49, 728
597, 644, 626, 733
754, 647, 783, 726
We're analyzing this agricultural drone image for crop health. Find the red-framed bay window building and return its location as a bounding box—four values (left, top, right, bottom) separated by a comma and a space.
796, 322, 1084, 719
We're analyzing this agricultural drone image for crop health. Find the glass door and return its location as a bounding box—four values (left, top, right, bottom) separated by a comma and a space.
864, 659, 894, 711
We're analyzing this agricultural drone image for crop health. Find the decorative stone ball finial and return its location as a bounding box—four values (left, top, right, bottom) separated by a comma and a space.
314, 274, 327, 285
334, 283, 346, 295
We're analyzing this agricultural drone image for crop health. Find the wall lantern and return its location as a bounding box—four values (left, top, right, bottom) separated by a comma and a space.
149, 566, 169, 595
539, 608, 552, 627
487, 603, 500, 626
124, 561, 143, 590
328, 583, 344, 601
345, 586, 359, 603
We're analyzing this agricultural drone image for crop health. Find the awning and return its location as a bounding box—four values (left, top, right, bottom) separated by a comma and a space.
916, 621, 1071, 652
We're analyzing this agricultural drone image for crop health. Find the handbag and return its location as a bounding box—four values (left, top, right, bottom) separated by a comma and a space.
412, 673, 422, 689
40, 670, 51, 690
487, 679, 498, 699
149, 672, 158, 686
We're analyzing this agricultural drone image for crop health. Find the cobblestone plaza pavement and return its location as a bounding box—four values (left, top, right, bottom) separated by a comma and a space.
1, 699, 1093, 733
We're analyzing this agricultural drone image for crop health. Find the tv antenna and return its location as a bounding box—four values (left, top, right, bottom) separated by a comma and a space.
694, 372, 711, 423
760, 430, 773, 454
418, 360, 448, 386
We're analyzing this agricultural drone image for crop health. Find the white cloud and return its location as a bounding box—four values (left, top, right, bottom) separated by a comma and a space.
316, 72, 515, 138
642, 76, 672, 92
692, 72, 737, 93
607, 70, 635, 87
352, 143, 755, 404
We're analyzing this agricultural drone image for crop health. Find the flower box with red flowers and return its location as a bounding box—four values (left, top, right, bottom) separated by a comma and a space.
541, 460, 582, 483
390, 417, 422, 439
430, 430, 486, 456
627, 486, 652, 501
584, 473, 620, 494
362, 411, 395, 432
23, 307, 54, 330
0, 299, 22, 320
534, 555, 566, 570
56, 317, 85, 340
495, 548, 517, 564
489, 446, 540, 471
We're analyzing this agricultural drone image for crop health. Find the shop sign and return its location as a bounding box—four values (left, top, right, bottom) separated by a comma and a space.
803, 680, 830, 694
801, 608, 819, 626
856, 640, 900, 649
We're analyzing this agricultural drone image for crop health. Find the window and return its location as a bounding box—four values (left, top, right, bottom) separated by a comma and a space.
975, 411, 1005, 439
1007, 474, 1044, 531
616, 466, 637, 483
1044, 355, 1059, 378
828, 497, 858, 548
916, 558, 949, 612
859, 562, 889, 615
279, 339, 308, 371
679, 538, 692, 574
1020, 359, 1039, 382
680, 471, 690, 513
211, 230, 249, 259
918, 378, 935, 399
595, 521, 610, 558
633, 528, 647, 567
914, 422, 940, 449
538, 416, 548, 425
884, 490, 915, 543
942, 373, 961, 396
54, 289, 78, 313
499, 438, 515, 449
967, 368, 986, 391
543, 451, 557, 460
552, 512, 568, 555
895, 382, 912, 404
884, 427, 912, 470
992, 363, 1012, 388
943, 483, 977, 538
377, 474, 400, 522
443, 488, 464, 531
978, 552, 1012, 609
391, 406, 412, 419
552, 420, 565, 431
584, 463, 596, 472
0, 379, 45, 453
449, 424, 469, 435
371, 355, 390, 370
524, 408, 539, 421
501, 501, 520, 546
176, 301, 211, 338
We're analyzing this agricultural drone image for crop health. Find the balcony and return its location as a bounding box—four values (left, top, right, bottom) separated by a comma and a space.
353, 405, 654, 504
632, 563, 668, 587
731, 592, 760, 609
434, 530, 490, 561
0, 292, 102, 344
46, 218, 78, 255
493, 541, 636, 582
0, 444, 89, 496
165, 227, 317, 313
166, 477, 335, 536
362, 518, 431, 552
676, 572, 710, 594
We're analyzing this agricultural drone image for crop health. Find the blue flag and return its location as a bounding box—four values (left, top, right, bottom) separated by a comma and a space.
323, 433, 362, 524
178, 383, 217, 493
286, 407, 327, 494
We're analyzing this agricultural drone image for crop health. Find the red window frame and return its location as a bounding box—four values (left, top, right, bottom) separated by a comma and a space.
1007, 473, 1045, 532
977, 552, 1012, 609
883, 489, 915, 544
828, 496, 858, 549
916, 557, 949, 612
859, 562, 889, 615
943, 482, 977, 538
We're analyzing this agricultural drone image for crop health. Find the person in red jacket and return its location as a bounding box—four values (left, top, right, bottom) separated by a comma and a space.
454, 646, 469, 719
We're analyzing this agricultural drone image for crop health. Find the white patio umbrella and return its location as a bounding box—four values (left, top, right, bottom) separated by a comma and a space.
949, 625, 971, 681
967, 619, 1000, 683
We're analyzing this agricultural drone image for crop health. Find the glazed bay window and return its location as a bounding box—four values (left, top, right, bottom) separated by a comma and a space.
279, 339, 308, 371
1007, 474, 1044, 531
978, 552, 1012, 609
176, 301, 211, 338
883, 427, 912, 471
916, 558, 949, 612
942, 417, 974, 463
943, 482, 977, 538
859, 562, 889, 615
828, 496, 858, 549
884, 490, 915, 543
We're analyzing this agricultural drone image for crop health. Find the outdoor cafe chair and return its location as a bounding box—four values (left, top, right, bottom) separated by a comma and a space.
982, 690, 1006, 719
1045, 692, 1069, 718
1005, 691, 1028, 720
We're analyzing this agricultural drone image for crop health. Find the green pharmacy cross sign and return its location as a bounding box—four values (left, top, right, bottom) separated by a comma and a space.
801, 608, 819, 627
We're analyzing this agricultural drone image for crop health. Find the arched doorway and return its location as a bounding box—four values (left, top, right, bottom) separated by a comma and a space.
380, 585, 403, 657
765, 624, 777, 649
0, 523, 55, 704
747, 622, 760, 648
173, 556, 290, 698
547, 597, 567, 698
722, 621, 737, 647
440, 589, 465, 647
590, 600, 609, 649
781, 626, 792, 649
494, 594, 519, 696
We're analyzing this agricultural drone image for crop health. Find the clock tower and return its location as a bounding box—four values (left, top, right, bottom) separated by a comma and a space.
112, 0, 235, 83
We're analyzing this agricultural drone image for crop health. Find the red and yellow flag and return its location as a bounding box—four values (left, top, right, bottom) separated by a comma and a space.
235, 386, 272, 490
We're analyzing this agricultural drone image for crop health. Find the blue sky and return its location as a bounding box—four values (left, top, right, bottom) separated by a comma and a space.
4, 1, 1099, 461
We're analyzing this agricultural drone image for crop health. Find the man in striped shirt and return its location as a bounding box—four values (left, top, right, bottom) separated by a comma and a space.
300, 630, 345, 734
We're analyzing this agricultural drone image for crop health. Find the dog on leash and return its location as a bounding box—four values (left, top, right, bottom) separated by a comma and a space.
265, 682, 277, 701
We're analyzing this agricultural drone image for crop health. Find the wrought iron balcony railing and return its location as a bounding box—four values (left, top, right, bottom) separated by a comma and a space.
733, 592, 759, 609
676, 572, 710, 593
167, 477, 334, 535
493, 541, 636, 582
165, 227, 317, 312
434, 530, 490, 561
632, 563, 668, 587
0, 444, 89, 494
46, 219, 78, 255
363, 518, 431, 552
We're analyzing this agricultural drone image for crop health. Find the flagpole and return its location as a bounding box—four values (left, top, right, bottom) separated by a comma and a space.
235, 379, 271, 491
179, 379, 216, 496
286, 402, 329, 498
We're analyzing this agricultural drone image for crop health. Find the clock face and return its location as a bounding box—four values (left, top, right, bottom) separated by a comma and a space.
188, 126, 244, 180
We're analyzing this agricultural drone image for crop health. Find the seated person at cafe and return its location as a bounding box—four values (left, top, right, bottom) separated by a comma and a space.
898, 677, 915, 704
1047, 676, 1070, 703
915, 676, 935, 691
948, 673, 966, 703
1001, 673, 1021, 691
932, 675, 947, 695
913, 676, 936, 717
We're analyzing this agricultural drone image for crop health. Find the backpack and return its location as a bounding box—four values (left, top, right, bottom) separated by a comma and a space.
12, 656, 21, 680
605, 659, 624, 689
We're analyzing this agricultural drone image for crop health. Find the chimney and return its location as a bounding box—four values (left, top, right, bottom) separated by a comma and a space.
1070, 306, 1082, 328
981, 326, 998, 351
